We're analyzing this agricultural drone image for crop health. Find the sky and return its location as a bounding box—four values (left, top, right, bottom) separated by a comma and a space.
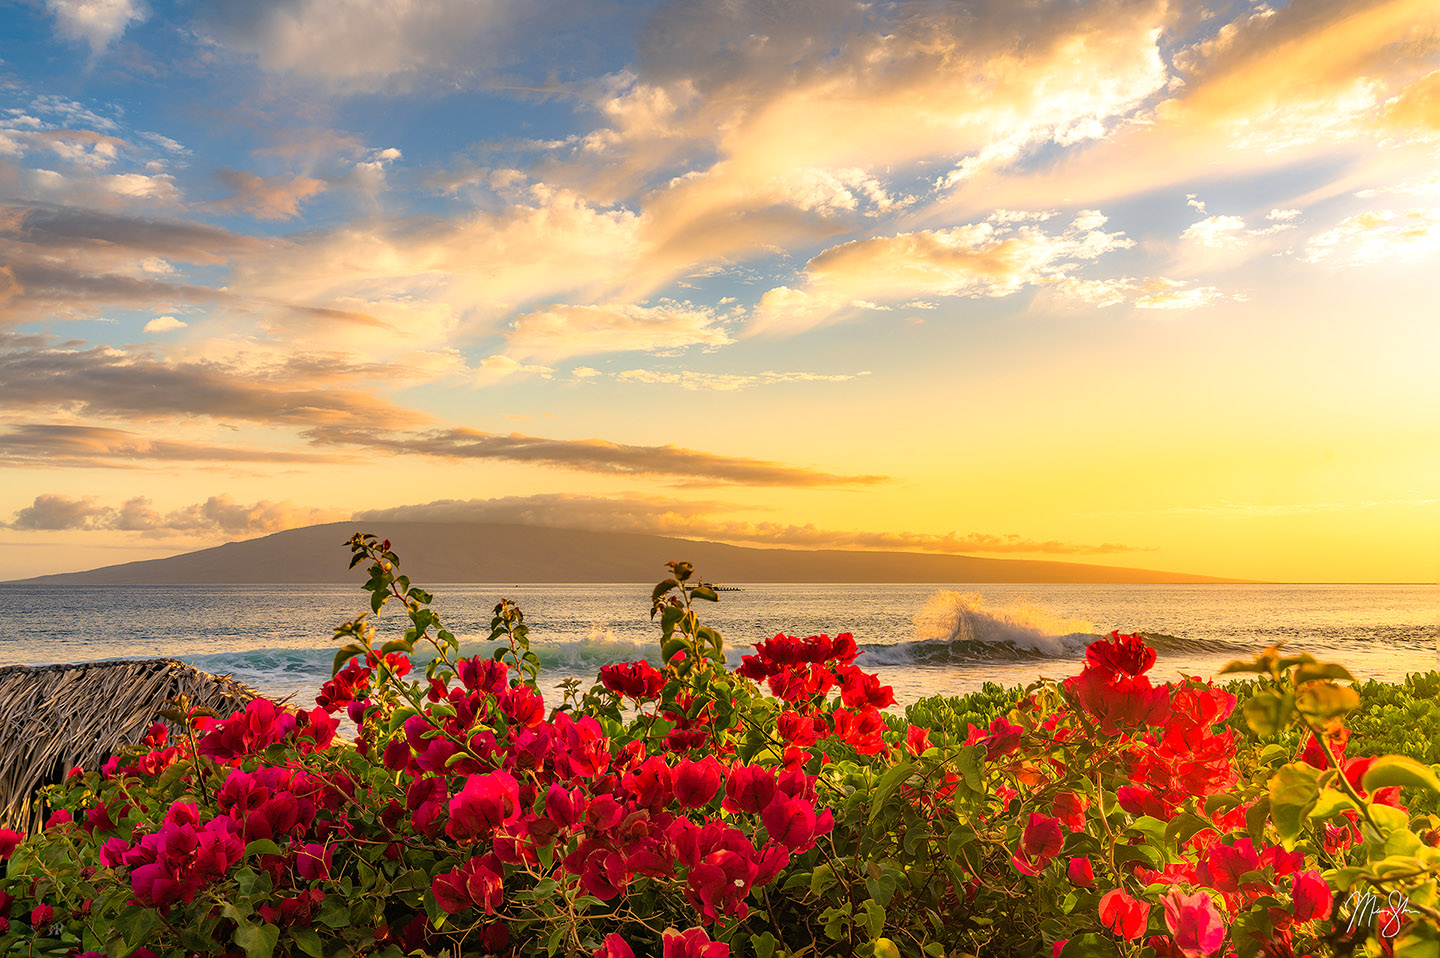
0, 0, 1437, 583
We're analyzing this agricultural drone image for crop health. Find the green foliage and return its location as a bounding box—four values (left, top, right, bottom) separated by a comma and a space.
0, 547, 1437, 958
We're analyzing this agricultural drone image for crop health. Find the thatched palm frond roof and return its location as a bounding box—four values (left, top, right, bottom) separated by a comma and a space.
0, 659, 257, 834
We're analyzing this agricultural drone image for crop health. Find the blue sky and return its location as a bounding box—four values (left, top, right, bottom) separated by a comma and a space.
1, 0, 1437, 581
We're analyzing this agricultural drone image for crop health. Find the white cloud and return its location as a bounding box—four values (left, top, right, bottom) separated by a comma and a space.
751, 212, 1134, 335
613, 368, 869, 391
1303, 207, 1440, 266
1181, 214, 1249, 248
507, 301, 733, 361
44, 0, 146, 53
143, 315, 187, 333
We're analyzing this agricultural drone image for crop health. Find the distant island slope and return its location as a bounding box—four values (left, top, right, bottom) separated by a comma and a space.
8, 522, 1247, 585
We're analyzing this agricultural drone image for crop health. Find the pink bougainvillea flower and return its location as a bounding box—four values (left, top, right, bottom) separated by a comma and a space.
1162, 888, 1227, 957
1291, 871, 1332, 922
1099, 889, 1151, 940
1067, 856, 1096, 888
0, 829, 22, 859
447, 771, 521, 840
543, 783, 584, 829
594, 933, 635, 958
30, 904, 54, 927
663, 926, 729, 958
295, 843, 332, 881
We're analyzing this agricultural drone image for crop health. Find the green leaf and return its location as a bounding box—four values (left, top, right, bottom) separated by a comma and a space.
953, 744, 985, 794
652, 578, 679, 604
331, 643, 365, 676
289, 927, 324, 958
691, 585, 719, 602
316, 895, 351, 928
751, 932, 779, 958
810, 863, 836, 897
1056, 933, 1121, 957
244, 839, 282, 858
868, 760, 914, 824
859, 899, 886, 938
1269, 763, 1322, 846
1308, 788, 1360, 823
118, 909, 161, 952
1361, 755, 1440, 796
873, 939, 900, 958
1295, 682, 1360, 722
1242, 691, 1291, 737
233, 922, 280, 958
1165, 810, 1216, 847
1294, 662, 1356, 684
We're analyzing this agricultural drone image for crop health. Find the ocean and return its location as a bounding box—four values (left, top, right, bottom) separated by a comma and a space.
0, 583, 1435, 708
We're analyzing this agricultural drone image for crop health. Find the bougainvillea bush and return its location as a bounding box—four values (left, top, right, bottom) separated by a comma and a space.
1, 534, 1437, 958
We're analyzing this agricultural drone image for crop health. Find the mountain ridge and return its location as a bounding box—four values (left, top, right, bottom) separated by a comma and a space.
6, 521, 1250, 585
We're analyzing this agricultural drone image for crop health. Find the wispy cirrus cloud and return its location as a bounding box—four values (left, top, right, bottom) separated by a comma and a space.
0, 338, 427, 426
0, 423, 353, 468
305, 426, 886, 487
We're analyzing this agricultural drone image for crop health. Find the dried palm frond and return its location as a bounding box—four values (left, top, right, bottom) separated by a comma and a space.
0, 659, 256, 834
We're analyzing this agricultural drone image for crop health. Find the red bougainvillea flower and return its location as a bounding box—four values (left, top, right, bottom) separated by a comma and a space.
1067, 856, 1096, 888
832, 707, 889, 756
0, 829, 22, 859
431, 854, 504, 914
1087, 631, 1156, 676
761, 795, 833, 853
30, 904, 54, 927
675, 756, 725, 808
965, 715, 1023, 761
1162, 888, 1227, 957
594, 934, 635, 958
598, 660, 666, 700
905, 725, 931, 756
1051, 791, 1088, 830
1011, 813, 1064, 876
447, 771, 522, 840
723, 765, 777, 814
456, 656, 509, 695
1116, 784, 1169, 820
1291, 871, 1332, 922
1198, 838, 1261, 895
663, 926, 729, 958
835, 665, 896, 710
1099, 889, 1151, 940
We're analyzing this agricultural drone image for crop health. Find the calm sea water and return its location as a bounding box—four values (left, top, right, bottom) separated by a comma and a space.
0, 583, 1435, 707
